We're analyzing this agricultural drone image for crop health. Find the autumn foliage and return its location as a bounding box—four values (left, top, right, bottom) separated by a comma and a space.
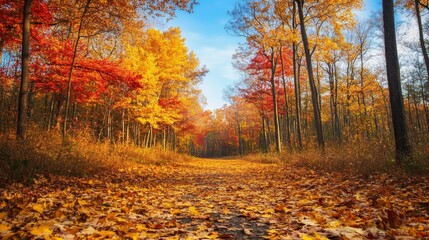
0, 0, 207, 153
1, 0, 429, 239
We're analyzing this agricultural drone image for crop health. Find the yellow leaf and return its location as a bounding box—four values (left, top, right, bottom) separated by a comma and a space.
314, 233, 329, 240
0, 224, 11, 232
99, 230, 116, 237
188, 206, 199, 216
170, 208, 180, 215
30, 225, 52, 236
136, 224, 147, 231
302, 233, 329, 240
301, 235, 314, 240
32, 204, 44, 214
327, 220, 341, 228
222, 207, 230, 215
125, 232, 139, 240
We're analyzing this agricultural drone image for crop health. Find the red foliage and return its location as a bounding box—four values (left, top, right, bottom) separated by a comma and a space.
239, 46, 293, 115
0, 0, 53, 48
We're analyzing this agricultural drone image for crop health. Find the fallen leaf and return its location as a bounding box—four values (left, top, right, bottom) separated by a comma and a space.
30, 224, 52, 236
243, 228, 252, 235
32, 204, 44, 214
0, 224, 11, 232
189, 206, 200, 216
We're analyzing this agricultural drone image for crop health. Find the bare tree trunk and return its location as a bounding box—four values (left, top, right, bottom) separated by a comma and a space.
121, 108, 125, 143
295, 58, 303, 149
420, 79, 429, 132
383, 0, 412, 162
296, 0, 325, 148
294, 26, 303, 149
63, 0, 91, 137
126, 111, 130, 144
415, 0, 429, 83
17, 0, 32, 139
280, 45, 291, 148
328, 63, 335, 140
261, 114, 268, 153
163, 127, 167, 150
268, 49, 282, 153
233, 103, 244, 155
334, 64, 341, 143
47, 94, 55, 131
412, 91, 422, 130
27, 82, 34, 122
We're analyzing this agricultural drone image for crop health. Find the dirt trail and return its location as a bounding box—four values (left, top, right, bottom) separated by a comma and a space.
1, 158, 428, 239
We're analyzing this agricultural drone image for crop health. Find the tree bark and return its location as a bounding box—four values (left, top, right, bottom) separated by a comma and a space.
63, 0, 91, 137
233, 103, 244, 155
261, 114, 268, 153
296, 0, 325, 148
415, 0, 429, 84
382, 0, 412, 162
292, 1, 303, 150
268, 49, 282, 153
280, 45, 291, 148
17, 0, 33, 139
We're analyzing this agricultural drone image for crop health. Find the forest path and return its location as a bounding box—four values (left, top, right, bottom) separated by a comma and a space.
1, 158, 428, 239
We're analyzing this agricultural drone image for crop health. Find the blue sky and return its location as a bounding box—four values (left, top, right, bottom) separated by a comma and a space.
163, 0, 381, 110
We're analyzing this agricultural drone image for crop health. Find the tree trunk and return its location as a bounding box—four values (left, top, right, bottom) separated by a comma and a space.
26, 82, 34, 122
261, 114, 268, 153
412, 91, 422, 130
294, 47, 303, 149
334, 64, 341, 142
280, 45, 291, 148
293, 2, 303, 148
415, 0, 429, 84
296, 0, 325, 148
382, 0, 412, 162
268, 48, 282, 153
63, 0, 91, 137
47, 94, 55, 131
121, 108, 125, 143
234, 104, 244, 155
17, 0, 32, 139
420, 78, 429, 132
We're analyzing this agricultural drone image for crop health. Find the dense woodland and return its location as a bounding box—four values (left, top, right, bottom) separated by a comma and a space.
0, 0, 210, 153
198, 0, 429, 161
1, 0, 429, 239
0, 0, 428, 164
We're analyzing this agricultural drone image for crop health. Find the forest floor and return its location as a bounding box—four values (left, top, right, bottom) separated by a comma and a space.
0, 158, 429, 239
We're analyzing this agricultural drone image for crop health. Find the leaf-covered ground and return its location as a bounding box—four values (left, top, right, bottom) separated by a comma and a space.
1, 159, 428, 239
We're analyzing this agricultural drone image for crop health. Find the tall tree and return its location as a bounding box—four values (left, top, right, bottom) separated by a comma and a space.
295, 0, 325, 148
17, 0, 33, 139
226, 0, 284, 153
413, 0, 429, 84
382, 0, 412, 162
62, 0, 91, 137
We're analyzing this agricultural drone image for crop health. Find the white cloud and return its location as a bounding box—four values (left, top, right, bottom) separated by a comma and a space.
199, 46, 239, 79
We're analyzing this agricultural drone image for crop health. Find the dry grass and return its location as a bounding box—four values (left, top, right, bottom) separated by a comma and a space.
0, 128, 193, 183
241, 153, 283, 164
1, 127, 427, 184
242, 141, 429, 175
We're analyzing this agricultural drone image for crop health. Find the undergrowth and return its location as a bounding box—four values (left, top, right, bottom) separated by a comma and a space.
0, 129, 193, 184
243, 141, 429, 175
